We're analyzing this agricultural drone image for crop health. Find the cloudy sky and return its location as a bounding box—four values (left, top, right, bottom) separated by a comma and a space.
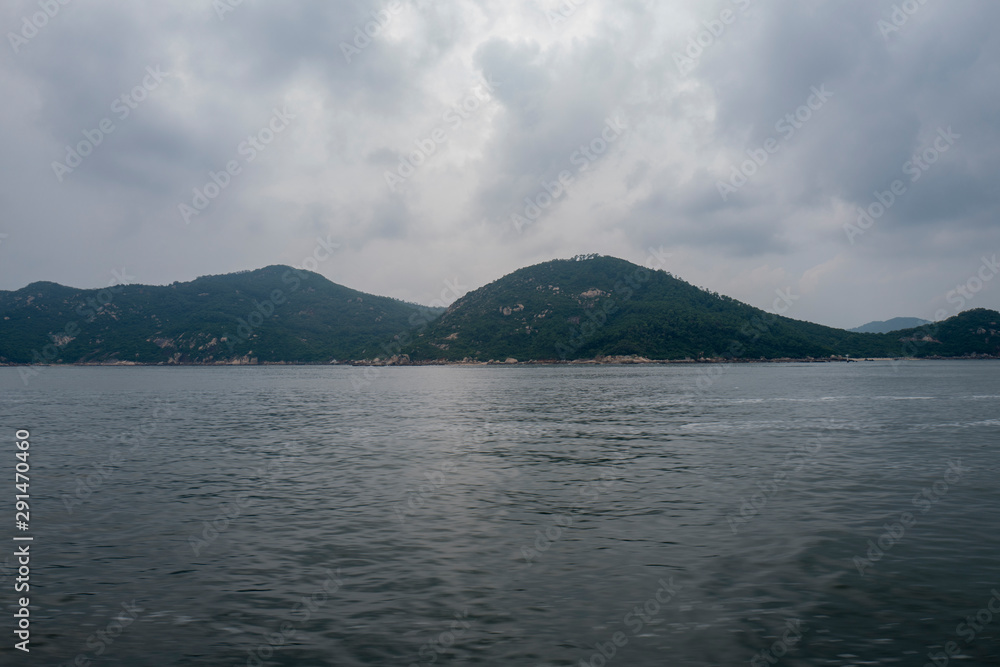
1, 0, 998, 329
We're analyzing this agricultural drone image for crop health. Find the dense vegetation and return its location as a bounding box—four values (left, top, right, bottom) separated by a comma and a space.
0, 266, 439, 364
405, 256, 1000, 361
1, 257, 997, 365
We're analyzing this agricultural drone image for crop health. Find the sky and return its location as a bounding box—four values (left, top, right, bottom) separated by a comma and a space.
1, 0, 998, 329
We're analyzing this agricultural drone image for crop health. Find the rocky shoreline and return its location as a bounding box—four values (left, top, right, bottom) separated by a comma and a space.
4, 354, 996, 368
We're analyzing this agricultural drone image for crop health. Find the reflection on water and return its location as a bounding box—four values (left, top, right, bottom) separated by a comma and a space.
0, 361, 998, 665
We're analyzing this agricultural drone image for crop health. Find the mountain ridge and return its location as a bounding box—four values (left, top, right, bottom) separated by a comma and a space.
2, 256, 999, 365
850, 317, 932, 334
403, 256, 1000, 361
0, 265, 437, 365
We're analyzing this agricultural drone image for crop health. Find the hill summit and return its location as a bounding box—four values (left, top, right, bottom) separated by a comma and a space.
404, 255, 1000, 362
0, 265, 436, 365
2, 255, 998, 365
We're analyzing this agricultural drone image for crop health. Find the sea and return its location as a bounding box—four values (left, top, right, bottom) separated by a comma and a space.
0, 361, 998, 666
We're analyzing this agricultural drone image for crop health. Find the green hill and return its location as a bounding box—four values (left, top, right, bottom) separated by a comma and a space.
2, 257, 997, 365
404, 255, 1000, 361
0, 265, 439, 364
898, 308, 1000, 358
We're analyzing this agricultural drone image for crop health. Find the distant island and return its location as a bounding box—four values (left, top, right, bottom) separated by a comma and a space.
850, 317, 932, 334
2, 256, 998, 366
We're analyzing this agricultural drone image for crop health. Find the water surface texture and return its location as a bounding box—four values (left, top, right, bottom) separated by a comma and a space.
1, 362, 998, 666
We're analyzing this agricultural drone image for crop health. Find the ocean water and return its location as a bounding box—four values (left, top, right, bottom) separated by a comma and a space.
0, 361, 998, 666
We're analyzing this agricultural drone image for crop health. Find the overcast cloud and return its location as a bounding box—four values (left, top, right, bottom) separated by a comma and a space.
1, 0, 998, 328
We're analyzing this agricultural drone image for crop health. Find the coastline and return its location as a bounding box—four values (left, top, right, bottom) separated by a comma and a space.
2, 355, 996, 368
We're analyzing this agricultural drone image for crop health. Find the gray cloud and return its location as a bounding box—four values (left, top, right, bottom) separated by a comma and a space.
1, 0, 998, 329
